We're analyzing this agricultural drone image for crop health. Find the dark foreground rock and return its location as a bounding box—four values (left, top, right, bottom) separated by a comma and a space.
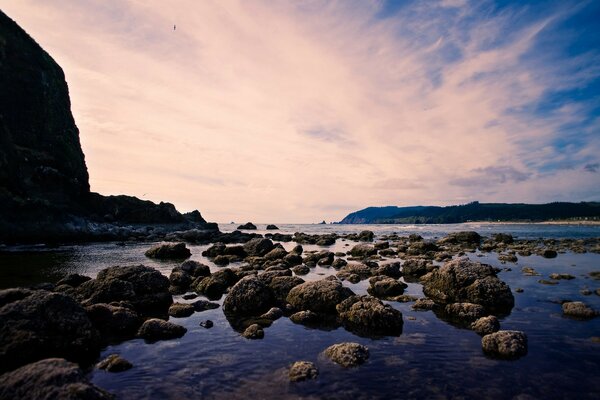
482, 330, 528, 359
0, 289, 100, 373
223, 276, 274, 316
97, 354, 133, 372
287, 279, 355, 314
324, 342, 369, 367
289, 361, 319, 382
137, 318, 187, 342
337, 295, 403, 337
422, 258, 514, 313
85, 303, 142, 341
145, 242, 191, 259
168, 303, 195, 318
0, 358, 113, 399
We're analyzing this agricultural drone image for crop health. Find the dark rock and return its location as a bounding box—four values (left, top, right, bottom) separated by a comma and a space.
145, 242, 191, 259
291, 245, 304, 255
269, 276, 305, 306
202, 243, 226, 257
292, 265, 310, 275
538, 279, 559, 285
237, 222, 257, 230
182, 293, 197, 300
323, 342, 369, 367
243, 238, 274, 256
493, 233, 514, 244
258, 269, 292, 284
562, 301, 598, 319
137, 318, 187, 341
289, 361, 318, 382
440, 231, 481, 245
213, 255, 230, 266
336, 295, 403, 337
284, 253, 303, 266
367, 276, 407, 298
223, 276, 274, 316
482, 330, 527, 359
471, 315, 500, 335
337, 263, 372, 281
349, 244, 377, 258
402, 259, 433, 277
242, 323, 264, 339
412, 298, 436, 311
422, 258, 514, 313
287, 279, 354, 314
264, 247, 288, 261
190, 299, 220, 312
168, 302, 195, 318
0, 358, 113, 400
199, 320, 214, 328
85, 303, 141, 340
541, 249, 558, 258
374, 241, 389, 250
375, 262, 402, 278
498, 253, 518, 263
0, 289, 100, 373
195, 268, 238, 300
444, 302, 486, 322
57, 274, 91, 287
549, 273, 575, 280
331, 258, 348, 270
97, 354, 132, 372
521, 266, 540, 276
266, 224, 279, 230
260, 307, 283, 320
289, 310, 320, 324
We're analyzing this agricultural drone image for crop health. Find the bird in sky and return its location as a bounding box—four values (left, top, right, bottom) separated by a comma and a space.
173, 24, 176, 31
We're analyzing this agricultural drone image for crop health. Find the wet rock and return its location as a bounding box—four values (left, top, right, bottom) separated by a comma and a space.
287, 279, 354, 314
137, 318, 187, 341
412, 298, 436, 311
85, 303, 141, 340
374, 241, 389, 250
195, 268, 238, 300
422, 258, 514, 313
549, 273, 575, 280
199, 320, 214, 328
266, 224, 279, 230
337, 263, 372, 281
289, 310, 320, 325
347, 274, 361, 284
471, 315, 500, 335
367, 276, 407, 298
541, 249, 558, 258
0, 358, 113, 400
349, 244, 377, 258
375, 262, 402, 278
178, 260, 211, 278
213, 255, 230, 266
402, 259, 433, 277
202, 243, 226, 258
243, 238, 274, 256
515, 288, 524, 293
269, 276, 305, 306
289, 361, 318, 382
337, 295, 403, 337
0, 289, 101, 373
97, 354, 132, 372
493, 233, 514, 244
260, 307, 283, 320
259, 269, 292, 284
538, 279, 559, 285
223, 276, 274, 316
284, 253, 303, 266
190, 299, 219, 312
562, 301, 599, 319
291, 245, 304, 255
389, 294, 418, 303
265, 247, 288, 261
237, 222, 257, 230
242, 323, 264, 339
521, 267, 540, 276
145, 242, 191, 259
482, 330, 528, 359
57, 274, 91, 287
324, 342, 369, 367
439, 231, 481, 245
169, 261, 211, 292
498, 253, 518, 263
168, 302, 195, 318
580, 289, 592, 296
331, 258, 348, 269
445, 302, 486, 322
292, 265, 310, 275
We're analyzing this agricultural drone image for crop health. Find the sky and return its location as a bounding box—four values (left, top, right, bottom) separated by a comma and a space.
1, 0, 599, 223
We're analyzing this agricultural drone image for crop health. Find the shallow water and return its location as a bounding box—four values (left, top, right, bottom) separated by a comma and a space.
1, 223, 599, 399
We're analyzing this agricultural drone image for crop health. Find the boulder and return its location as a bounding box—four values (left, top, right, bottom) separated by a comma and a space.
237, 222, 257, 230
289, 361, 318, 382
444, 302, 486, 322
269, 276, 305, 305
292, 265, 310, 275
439, 231, 481, 245
562, 301, 598, 319
422, 258, 514, 313
242, 323, 264, 339
85, 303, 141, 340
336, 295, 403, 337
97, 354, 133, 372
168, 303, 195, 318
289, 310, 320, 325
260, 307, 283, 320
0, 289, 100, 373
287, 279, 354, 314
0, 358, 113, 400
223, 276, 274, 316
266, 224, 279, 230
482, 330, 527, 359
195, 268, 238, 300
412, 298, 436, 311
56, 274, 91, 287
367, 276, 407, 298
374, 262, 402, 278
202, 243, 226, 258
243, 238, 274, 256
323, 342, 369, 367
137, 318, 187, 342
471, 315, 500, 335
284, 253, 303, 266
331, 258, 348, 269
190, 299, 220, 312
493, 233, 514, 244
402, 259, 433, 277
145, 242, 191, 259
337, 263, 372, 281
541, 249, 558, 258
349, 244, 377, 258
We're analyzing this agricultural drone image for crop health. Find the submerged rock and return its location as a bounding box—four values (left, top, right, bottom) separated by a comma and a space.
549, 273, 575, 280
137, 318, 187, 342
471, 315, 500, 335
0, 358, 113, 400
0, 289, 100, 373
337, 295, 403, 337
289, 361, 319, 382
324, 342, 369, 367
422, 258, 514, 313
145, 242, 191, 259
97, 354, 133, 372
482, 330, 528, 359
242, 323, 264, 339
562, 301, 599, 319
223, 276, 274, 316
287, 279, 354, 314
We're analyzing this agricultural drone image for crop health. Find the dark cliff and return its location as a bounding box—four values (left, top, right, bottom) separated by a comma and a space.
0, 10, 215, 243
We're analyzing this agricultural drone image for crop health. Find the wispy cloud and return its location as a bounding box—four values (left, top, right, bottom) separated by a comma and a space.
1, 0, 598, 222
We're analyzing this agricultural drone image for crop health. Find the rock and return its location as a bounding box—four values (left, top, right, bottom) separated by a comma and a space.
85, 303, 141, 340
389, 294, 418, 303
412, 298, 436, 311
291, 245, 304, 255
498, 253, 518, 263
562, 301, 599, 319
168, 302, 195, 318
76, 265, 172, 317
195, 268, 238, 300
287, 279, 355, 314
260, 307, 283, 320
422, 258, 514, 313
213, 255, 230, 266
202, 243, 226, 257
406, 241, 439, 255
331, 259, 348, 269
259, 269, 292, 284
367, 276, 406, 298
97, 354, 133, 372
137, 318, 187, 341
284, 253, 303, 266
336, 295, 403, 337
289, 361, 318, 382
323, 342, 369, 367
223, 276, 274, 316
269, 276, 305, 306
349, 244, 377, 258
347, 274, 361, 284
0, 289, 101, 373
264, 247, 288, 261
292, 265, 310, 275
471, 315, 500, 335
538, 279, 559, 285
243, 238, 274, 256
374, 241, 389, 250
402, 259, 432, 277
289, 310, 320, 325
190, 299, 220, 312
493, 233, 514, 244
242, 324, 264, 339
237, 222, 257, 230
482, 330, 528, 359
145, 242, 191, 259
521, 266, 540, 276
337, 263, 372, 281
440, 231, 481, 245
549, 273, 575, 280
375, 262, 402, 278
57, 274, 91, 287
266, 224, 279, 230
199, 320, 214, 328
0, 358, 113, 400
445, 302, 486, 322
541, 249, 558, 258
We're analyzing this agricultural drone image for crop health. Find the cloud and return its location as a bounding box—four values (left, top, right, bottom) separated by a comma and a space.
1, 0, 598, 222
584, 163, 599, 173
